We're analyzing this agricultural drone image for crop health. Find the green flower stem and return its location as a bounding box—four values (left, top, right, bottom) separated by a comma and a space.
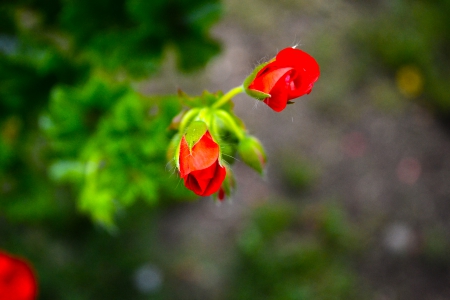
179, 108, 201, 134
215, 110, 245, 140
212, 85, 245, 109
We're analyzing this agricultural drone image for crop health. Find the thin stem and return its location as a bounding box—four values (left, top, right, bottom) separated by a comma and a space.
215, 110, 245, 141
178, 108, 200, 134
212, 85, 245, 109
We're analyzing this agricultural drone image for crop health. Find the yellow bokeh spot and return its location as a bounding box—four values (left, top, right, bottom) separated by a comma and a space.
396, 65, 424, 98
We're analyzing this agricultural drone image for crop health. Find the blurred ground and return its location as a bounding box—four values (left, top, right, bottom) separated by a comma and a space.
141, 0, 450, 299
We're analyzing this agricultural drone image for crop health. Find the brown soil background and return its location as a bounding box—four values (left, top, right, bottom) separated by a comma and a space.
141, 1, 450, 299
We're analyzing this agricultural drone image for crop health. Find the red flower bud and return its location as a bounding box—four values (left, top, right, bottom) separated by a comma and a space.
179, 130, 226, 197
245, 47, 320, 112
0, 251, 37, 300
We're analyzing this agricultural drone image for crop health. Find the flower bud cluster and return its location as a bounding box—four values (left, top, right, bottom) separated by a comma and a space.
168, 91, 266, 200
167, 47, 320, 201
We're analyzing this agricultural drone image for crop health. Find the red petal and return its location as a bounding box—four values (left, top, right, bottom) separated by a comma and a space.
201, 163, 226, 196
184, 162, 217, 194
183, 162, 226, 197
262, 70, 292, 112
249, 66, 293, 95
184, 174, 203, 195
179, 131, 219, 178
275, 48, 320, 99
0, 252, 37, 300
276, 48, 320, 77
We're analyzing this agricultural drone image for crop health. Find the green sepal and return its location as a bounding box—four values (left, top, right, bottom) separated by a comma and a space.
214, 109, 246, 140
211, 109, 245, 165
221, 166, 235, 196
212, 165, 235, 201
245, 88, 271, 101
167, 133, 182, 170
243, 60, 272, 100
184, 120, 208, 149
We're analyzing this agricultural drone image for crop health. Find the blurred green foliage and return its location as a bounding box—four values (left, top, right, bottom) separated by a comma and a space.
229, 202, 367, 300
0, 0, 221, 225
0, 0, 223, 298
1, 199, 194, 300
279, 155, 321, 194
0, 1, 405, 299
47, 82, 192, 226
353, 0, 450, 122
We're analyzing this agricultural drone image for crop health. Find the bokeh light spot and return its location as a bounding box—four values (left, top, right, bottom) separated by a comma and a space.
396, 157, 421, 185
396, 65, 424, 98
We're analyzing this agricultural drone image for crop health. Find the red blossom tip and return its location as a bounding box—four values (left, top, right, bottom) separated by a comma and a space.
245, 47, 320, 112
0, 251, 38, 300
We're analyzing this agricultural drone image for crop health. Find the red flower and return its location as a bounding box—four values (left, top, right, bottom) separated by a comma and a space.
248, 47, 320, 112
0, 251, 37, 300
179, 131, 226, 196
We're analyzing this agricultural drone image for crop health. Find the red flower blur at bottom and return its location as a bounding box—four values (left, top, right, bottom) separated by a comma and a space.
179, 131, 226, 197
248, 47, 320, 112
0, 251, 37, 300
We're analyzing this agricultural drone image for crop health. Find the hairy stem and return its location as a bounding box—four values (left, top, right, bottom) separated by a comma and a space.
212, 85, 245, 109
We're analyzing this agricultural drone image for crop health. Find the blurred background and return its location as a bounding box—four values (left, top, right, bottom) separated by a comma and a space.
1, 0, 450, 299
